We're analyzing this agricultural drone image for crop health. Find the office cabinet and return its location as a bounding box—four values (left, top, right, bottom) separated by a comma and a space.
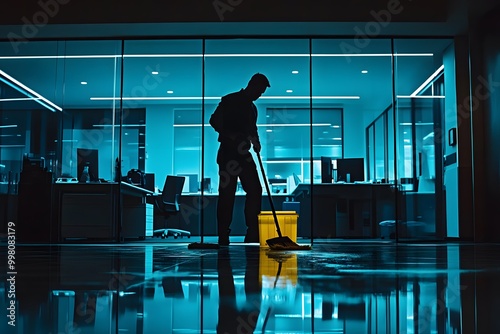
17, 170, 54, 243
54, 183, 147, 242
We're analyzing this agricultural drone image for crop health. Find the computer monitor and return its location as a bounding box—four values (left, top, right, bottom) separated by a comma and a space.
77, 148, 99, 182
336, 158, 364, 182
320, 156, 333, 183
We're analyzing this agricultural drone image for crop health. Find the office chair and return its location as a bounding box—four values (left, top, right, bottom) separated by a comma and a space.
152, 175, 191, 239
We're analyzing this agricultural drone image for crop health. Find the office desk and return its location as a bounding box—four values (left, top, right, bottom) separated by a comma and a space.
292, 183, 396, 238
53, 182, 151, 242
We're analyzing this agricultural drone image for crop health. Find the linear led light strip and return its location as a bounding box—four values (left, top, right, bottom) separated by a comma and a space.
0, 97, 35, 102
0, 70, 62, 112
397, 95, 445, 99
0, 53, 434, 60
204, 53, 433, 57
90, 95, 360, 101
410, 64, 445, 97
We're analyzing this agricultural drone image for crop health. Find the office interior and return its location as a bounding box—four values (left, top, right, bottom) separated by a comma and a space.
0, 38, 461, 242
1, 0, 500, 333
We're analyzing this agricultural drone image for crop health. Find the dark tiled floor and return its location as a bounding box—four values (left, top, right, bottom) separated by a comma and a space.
1, 240, 500, 333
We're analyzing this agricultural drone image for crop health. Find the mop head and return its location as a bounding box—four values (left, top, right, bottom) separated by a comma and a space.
187, 242, 220, 250
266, 236, 312, 250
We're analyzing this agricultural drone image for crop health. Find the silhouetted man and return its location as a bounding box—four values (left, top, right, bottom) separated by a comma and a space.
210, 73, 270, 246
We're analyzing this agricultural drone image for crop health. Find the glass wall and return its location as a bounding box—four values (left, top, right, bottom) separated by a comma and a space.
122, 40, 203, 236
204, 39, 312, 241
0, 40, 122, 182
394, 39, 453, 240
0, 41, 61, 187
311, 39, 394, 239
0, 37, 457, 243
58, 40, 123, 183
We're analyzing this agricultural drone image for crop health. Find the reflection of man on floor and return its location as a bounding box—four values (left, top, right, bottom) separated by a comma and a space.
217, 248, 261, 334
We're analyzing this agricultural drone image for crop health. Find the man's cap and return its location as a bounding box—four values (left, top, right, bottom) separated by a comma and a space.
249, 73, 270, 87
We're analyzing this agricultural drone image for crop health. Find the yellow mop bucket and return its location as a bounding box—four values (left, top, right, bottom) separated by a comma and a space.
258, 211, 298, 247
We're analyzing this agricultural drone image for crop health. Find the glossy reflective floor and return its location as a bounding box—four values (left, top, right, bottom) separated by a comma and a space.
1, 239, 500, 333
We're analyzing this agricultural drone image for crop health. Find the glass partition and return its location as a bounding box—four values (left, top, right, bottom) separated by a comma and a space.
204, 39, 312, 244
122, 39, 203, 237
0, 41, 61, 190
394, 39, 453, 240
312, 39, 394, 240
0, 40, 125, 182
0, 36, 458, 244
58, 40, 123, 183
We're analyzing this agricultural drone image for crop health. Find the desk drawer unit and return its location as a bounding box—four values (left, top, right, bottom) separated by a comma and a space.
60, 193, 114, 239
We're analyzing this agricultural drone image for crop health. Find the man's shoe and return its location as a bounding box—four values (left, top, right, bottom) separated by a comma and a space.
218, 228, 231, 246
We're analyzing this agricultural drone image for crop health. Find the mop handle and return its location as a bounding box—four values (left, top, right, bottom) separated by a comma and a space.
256, 152, 283, 238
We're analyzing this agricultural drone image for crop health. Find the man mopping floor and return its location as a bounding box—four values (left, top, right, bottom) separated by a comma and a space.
209, 73, 271, 246
204, 72, 311, 251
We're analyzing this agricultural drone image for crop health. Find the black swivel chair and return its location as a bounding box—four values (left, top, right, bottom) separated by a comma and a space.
151, 175, 191, 239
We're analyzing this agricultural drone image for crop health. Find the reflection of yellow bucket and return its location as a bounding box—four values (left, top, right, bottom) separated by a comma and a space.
258, 211, 298, 247
259, 249, 298, 288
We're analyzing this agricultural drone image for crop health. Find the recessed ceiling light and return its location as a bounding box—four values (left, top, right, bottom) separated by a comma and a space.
292, 70, 299, 74
332, 125, 340, 128
286, 89, 293, 93
361, 70, 368, 74
81, 81, 88, 85
167, 90, 174, 94
152, 71, 159, 75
